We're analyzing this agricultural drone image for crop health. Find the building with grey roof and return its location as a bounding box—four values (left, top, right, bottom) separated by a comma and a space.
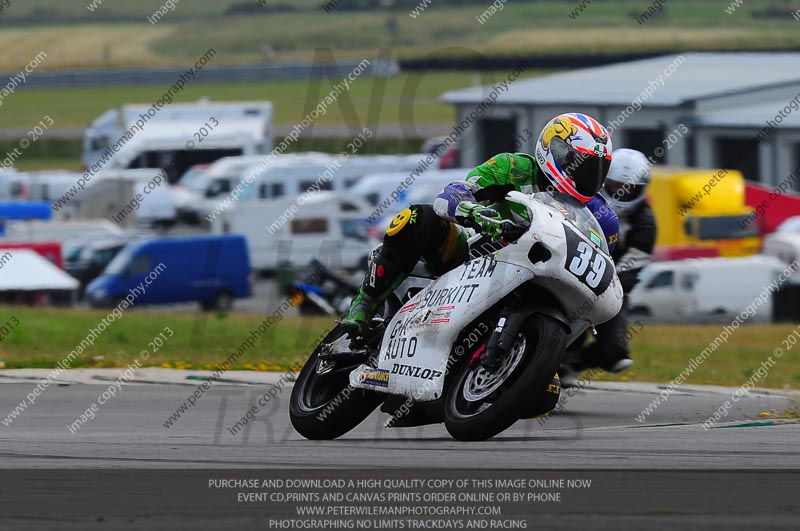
441, 52, 800, 189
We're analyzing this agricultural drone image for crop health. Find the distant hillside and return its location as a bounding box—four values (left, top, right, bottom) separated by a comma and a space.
1, 1, 799, 70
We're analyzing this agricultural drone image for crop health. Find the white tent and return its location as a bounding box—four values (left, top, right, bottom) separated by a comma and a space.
0, 249, 79, 291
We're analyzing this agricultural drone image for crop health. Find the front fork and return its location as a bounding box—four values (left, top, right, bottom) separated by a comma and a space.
476, 297, 526, 370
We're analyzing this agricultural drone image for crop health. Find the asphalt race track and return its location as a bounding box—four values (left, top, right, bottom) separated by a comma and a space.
1, 375, 798, 530
1, 375, 798, 468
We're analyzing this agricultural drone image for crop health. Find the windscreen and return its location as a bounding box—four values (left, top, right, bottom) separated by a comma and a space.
103, 247, 134, 276
533, 191, 609, 254
685, 215, 758, 240
179, 167, 210, 193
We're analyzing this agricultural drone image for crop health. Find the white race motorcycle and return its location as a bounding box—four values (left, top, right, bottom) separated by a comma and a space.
290, 191, 623, 441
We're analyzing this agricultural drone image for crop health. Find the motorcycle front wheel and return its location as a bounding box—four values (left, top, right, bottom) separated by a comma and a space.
289, 325, 384, 440
443, 313, 567, 441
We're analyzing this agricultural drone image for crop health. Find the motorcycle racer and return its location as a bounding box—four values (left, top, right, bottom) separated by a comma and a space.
342, 112, 620, 337
562, 148, 656, 376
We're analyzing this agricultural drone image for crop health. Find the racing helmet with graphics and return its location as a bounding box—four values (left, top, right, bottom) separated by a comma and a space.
534, 112, 613, 204
601, 148, 651, 215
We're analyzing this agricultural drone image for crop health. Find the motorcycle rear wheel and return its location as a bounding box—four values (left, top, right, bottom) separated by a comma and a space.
444, 313, 567, 441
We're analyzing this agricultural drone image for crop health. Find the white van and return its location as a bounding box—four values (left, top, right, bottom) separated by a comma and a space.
212, 191, 377, 271
176, 154, 313, 199
628, 256, 788, 323
172, 155, 281, 220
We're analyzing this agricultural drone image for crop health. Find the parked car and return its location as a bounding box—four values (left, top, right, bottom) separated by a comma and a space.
65, 237, 128, 292
628, 256, 788, 323
86, 235, 252, 310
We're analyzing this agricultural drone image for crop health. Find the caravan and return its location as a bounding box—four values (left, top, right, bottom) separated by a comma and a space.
240, 153, 428, 200
195, 153, 427, 220
349, 168, 466, 223
213, 191, 376, 271
27, 171, 83, 204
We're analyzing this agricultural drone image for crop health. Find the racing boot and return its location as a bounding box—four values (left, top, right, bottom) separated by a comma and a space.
341, 251, 407, 338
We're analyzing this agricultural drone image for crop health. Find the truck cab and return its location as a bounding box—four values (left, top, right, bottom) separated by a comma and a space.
648, 167, 760, 258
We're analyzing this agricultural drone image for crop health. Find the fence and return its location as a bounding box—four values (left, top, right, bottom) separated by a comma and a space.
0, 60, 398, 89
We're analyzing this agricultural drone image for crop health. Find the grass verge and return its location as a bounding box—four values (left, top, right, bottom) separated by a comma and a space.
0, 307, 797, 389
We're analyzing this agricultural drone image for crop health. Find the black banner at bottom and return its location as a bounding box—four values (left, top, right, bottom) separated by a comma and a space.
0, 469, 797, 530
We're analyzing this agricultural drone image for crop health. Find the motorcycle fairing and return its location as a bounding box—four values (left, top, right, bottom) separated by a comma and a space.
349, 254, 535, 401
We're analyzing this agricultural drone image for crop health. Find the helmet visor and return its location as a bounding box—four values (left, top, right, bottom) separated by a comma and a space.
551, 138, 611, 198
604, 179, 646, 203
570, 152, 611, 197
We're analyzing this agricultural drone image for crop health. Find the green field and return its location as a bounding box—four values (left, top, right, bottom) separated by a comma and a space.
4, 72, 508, 130
4, 70, 521, 171
1, 1, 799, 70
0, 307, 797, 390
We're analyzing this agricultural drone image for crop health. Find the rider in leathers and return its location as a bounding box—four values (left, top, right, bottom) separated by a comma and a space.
342, 113, 621, 353
562, 148, 656, 377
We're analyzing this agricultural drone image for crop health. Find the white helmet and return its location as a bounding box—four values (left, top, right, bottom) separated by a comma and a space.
601, 148, 650, 214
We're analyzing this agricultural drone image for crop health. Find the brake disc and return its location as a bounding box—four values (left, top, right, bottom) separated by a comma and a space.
462, 333, 527, 402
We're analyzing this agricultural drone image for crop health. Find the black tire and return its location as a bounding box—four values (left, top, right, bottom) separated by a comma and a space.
213, 291, 234, 311
290, 326, 383, 440
200, 291, 233, 312
444, 313, 567, 441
